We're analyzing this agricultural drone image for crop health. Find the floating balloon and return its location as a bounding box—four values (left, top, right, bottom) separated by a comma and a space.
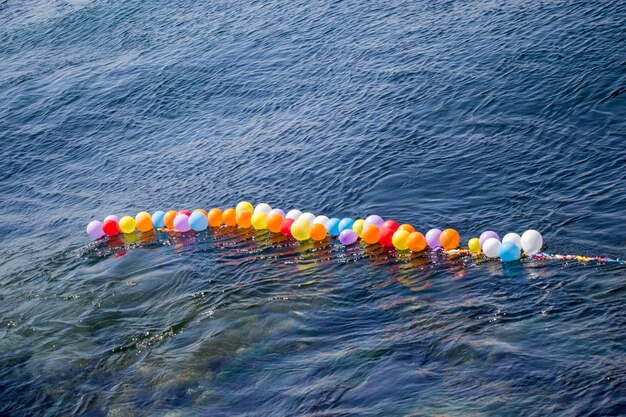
439, 228, 460, 250
285, 209, 302, 220
499, 241, 521, 262
313, 215, 329, 226
189, 211, 208, 231
291, 219, 311, 241
152, 211, 165, 228
193, 209, 208, 218
378, 226, 395, 247
208, 208, 223, 227
174, 213, 191, 232
326, 218, 341, 236
236, 201, 254, 214
338, 218, 355, 233
521, 230, 543, 255
119, 216, 136, 234
222, 208, 236, 227
164, 210, 177, 229
267, 213, 284, 233
251, 211, 268, 229
407, 232, 427, 252
299, 212, 316, 224
352, 219, 365, 237
425, 228, 442, 249
398, 224, 415, 234
254, 203, 272, 216
483, 238, 501, 258
236, 210, 252, 228
364, 215, 384, 228
382, 220, 399, 232
310, 223, 328, 241
86, 221, 104, 240
362, 224, 380, 244
392, 230, 410, 250
479, 231, 499, 248
135, 212, 153, 232
178, 210, 192, 217
502, 233, 522, 249
468, 238, 481, 254
269, 208, 285, 217
102, 219, 119, 236
104, 215, 119, 223
280, 218, 295, 237
339, 229, 358, 245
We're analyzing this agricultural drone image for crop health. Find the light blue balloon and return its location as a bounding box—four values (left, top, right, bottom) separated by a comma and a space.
338, 218, 355, 233
499, 241, 521, 262
189, 211, 208, 231
326, 218, 341, 236
152, 211, 165, 228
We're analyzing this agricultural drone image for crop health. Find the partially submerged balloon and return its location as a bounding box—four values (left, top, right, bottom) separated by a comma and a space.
425, 228, 442, 249
254, 203, 272, 215
339, 229, 358, 245
521, 230, 543, 254
222, 208, 236, 227
499, 241, 521, 262
378, 226, 395, 247
267, 213, 284, 233
439, 228, 460, 250
310, 223, 328, 241
236, 201, 254, 214
479, 231, 499, 248
251, 211, 268, 229
152, 211, 165, 228
174, 213, 191, 232
352, 219, 365, 237
364, 215, 384, 228
483, 238, 501, 258
164, 211, 177, 229
338, 218, 354, 233
392, 230, 410, 250
285, 209, 302, 220
280, 218, 295, 237
362, 224, 380, 244
135, 212, 153, 232
502, 233, 522, 249
119, 216, 136, 234
189, 211, 208, 231
313, 215, 329, 226
407, 232, 427, 252
299, 212, 316, 224
398, 224, 415, 234
326, 218, 341, 236
382, 220, 399, 232
269, 208, 285, 217
291, 219, 311, 241
86, 221, 104, 240
102, 219, 119, 236
468, 238, 481, 254
236, 210, 252, 228
208, 208, 223, 227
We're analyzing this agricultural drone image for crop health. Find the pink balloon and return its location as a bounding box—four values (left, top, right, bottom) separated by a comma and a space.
86, 221, 104, 240
426, 228, 442, 249
174, 214, 191, 232
339, 230, 358, 245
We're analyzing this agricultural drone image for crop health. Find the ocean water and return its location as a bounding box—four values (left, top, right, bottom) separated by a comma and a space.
1, 0, 625, 415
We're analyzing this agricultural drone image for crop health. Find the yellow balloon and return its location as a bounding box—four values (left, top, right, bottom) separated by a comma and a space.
352, 219, 365, 237
236, 201, 254, 214
290, 219, 311, 241
468, 237, 481, 254
392, 229, 410, 250
251, 211, 268, 229
119, 216, 136, 234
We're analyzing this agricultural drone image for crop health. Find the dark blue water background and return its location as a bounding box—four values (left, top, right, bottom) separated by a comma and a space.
1, 1, 625, 415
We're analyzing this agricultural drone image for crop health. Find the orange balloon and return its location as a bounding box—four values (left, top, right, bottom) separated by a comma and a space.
398, 224, 415, 233
193, 209, 208, 217
222, 208, 236, 227
135, 212, 153, 232
164, 210, 177, 229
208, 208, 223, 227
407, 232, 427, 252
267, 213, 284, 233
362, 224, 380, 244
236, 210, 252, 228
440, 228, 460, 250
310, 223, 328, 241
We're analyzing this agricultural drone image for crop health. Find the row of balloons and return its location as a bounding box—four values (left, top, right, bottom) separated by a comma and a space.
86, 201, 543, 261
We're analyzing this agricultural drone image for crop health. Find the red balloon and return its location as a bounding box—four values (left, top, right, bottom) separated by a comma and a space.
280, 218, 295, 237
382, 220, 399, 232
378, 226, 395, 247
179, 210, 192, 217
102, 219, 120, 236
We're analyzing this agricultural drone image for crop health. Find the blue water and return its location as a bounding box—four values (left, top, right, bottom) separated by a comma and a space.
1, 1, 625, 415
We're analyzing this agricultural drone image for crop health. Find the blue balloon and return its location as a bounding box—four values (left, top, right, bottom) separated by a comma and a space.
499, 241, 521, 262
152, 211, 166, 228
189, 211, 208, 231
326, 218, 341, 236
338, 218, 355, 233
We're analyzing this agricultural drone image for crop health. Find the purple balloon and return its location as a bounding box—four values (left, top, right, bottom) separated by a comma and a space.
479, 231, 500, 248
339, 229, 359, 245
364, 215, 384, 228
86, 220, 105, 240
426, 228, 442, 249
269, 208, 285, 217
174, 214, 191, 232
104, 215, 119, 222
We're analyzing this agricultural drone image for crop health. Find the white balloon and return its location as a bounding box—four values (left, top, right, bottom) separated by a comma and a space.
285, 209, 302, 220
502, 233, 522, 249
253, 203, 272, 215
483, 238, 502, 258
521, 230, 543, 254
313, 215, 329, 226
299, 212, 315, 223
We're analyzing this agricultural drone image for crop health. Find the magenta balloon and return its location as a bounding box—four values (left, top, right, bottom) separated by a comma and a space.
174, 214, 191, 232
269, 208, 285, 217
339, 229, 359, 245
364, 215, 384, 228
479, 231, 500, 248
426, 228, 442, 249
104, 215, 119, 222
86, 221, 105, 240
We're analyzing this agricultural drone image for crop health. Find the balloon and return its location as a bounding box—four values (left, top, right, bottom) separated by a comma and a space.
267, 213, 284, 233
521, 230, 543, 255
193, 209, 208, 217
407, 232, 427, 252
338, 218, 355, 232
310, 223, 328, 241
299, 212, 316, 224
378, 226, 395, 247
102, 219, 119, 236
174, 214, 191, 232
254, 203, 272, 216
313, 215, 330, 226
502, 233, 522, 249
251, 212, 268, 229
382, 220, 399, 232
104, 215, 119, 222
135, 212, 153, 232
189, 211, 208, 231
119, 216, 136, 234
362, 224, 380, 244
392, 230, 410, 250
207, 208, 223, 227
164, 210, 177, 229
468, 238, 481, 254
439, 228, 460, 250
398, 224, 415, 233
151, 211, 165, 228
236, 210, 252, 228
222, 208, 236, 227
280, 218, 295, 237
364, 215, 384, 228
339, 229, 358, 245
352, 219, 365, 237
479, 231, 499, 248
236, 201, 254, 214
499, 241, 521, 262
178, 210, 192, 217
291, 219, 311, 241
326, 218, 341, 236
269, 208, 285, 217
285, 210, 302, 220
483, 238, 501, 258
86, 221, 104, 240
425, 228, 442, 249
